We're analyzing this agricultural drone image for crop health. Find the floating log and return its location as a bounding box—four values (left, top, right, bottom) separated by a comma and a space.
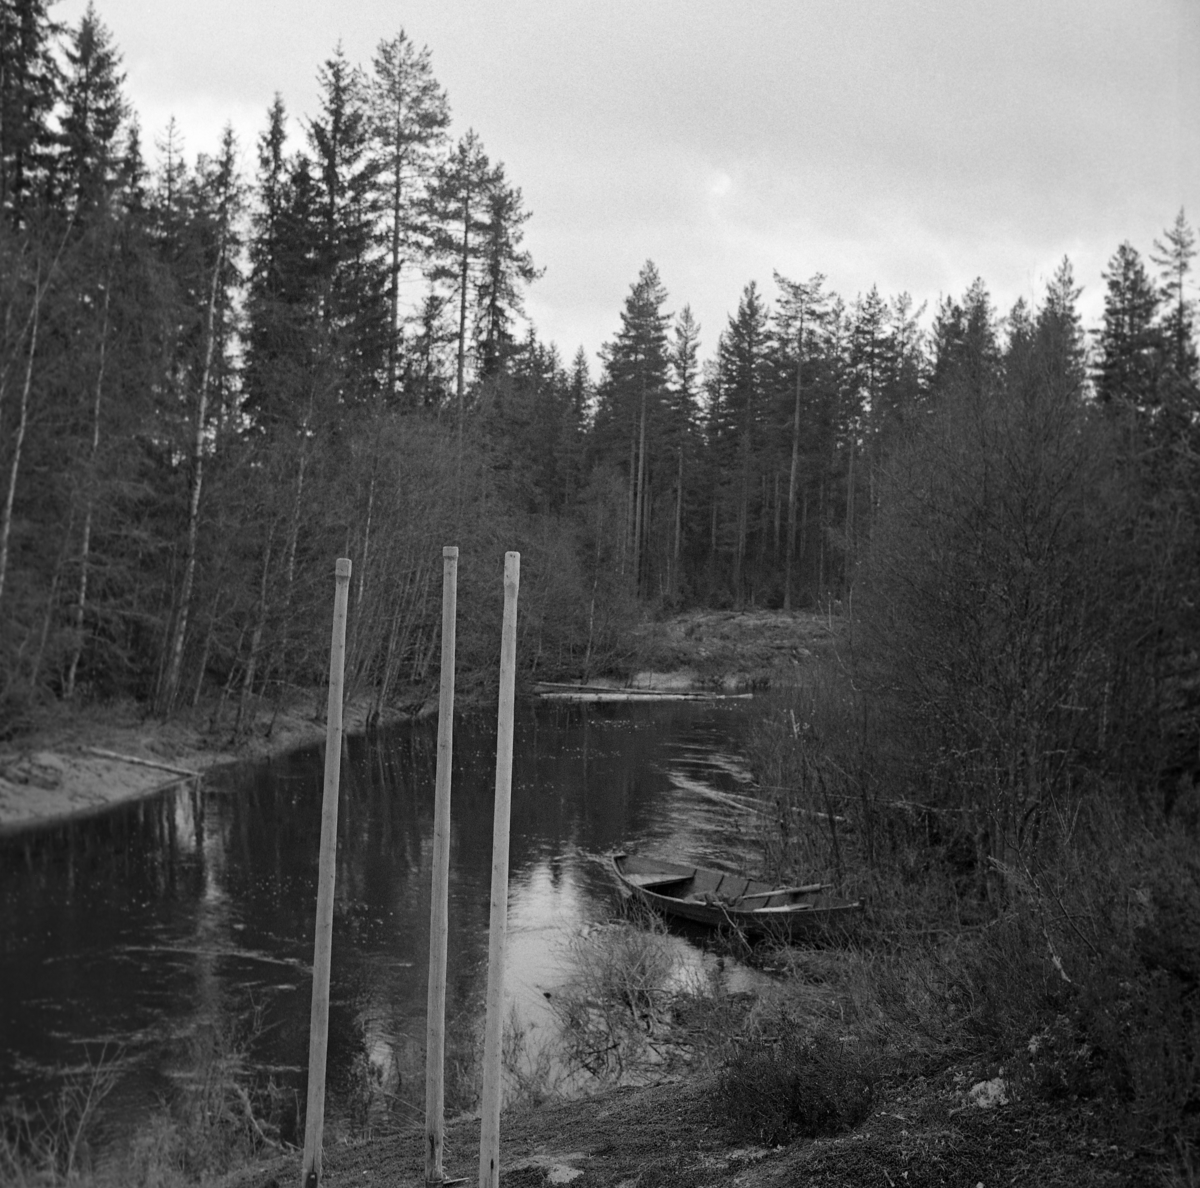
83, 747, 200, 779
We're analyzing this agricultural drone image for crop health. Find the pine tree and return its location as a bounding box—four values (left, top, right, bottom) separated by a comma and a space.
666, 305, 701, 595
425, 129, 493, 439
368, 29, 449, 402
157, 125, 243, 714
594, 261, 671, 591
1151, 210, 1198, 386
773, 271, 830, 609
846, 286, 892, 582
54, 5, 129, 694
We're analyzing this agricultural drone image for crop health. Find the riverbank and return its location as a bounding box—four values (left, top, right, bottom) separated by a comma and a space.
0, 610, 837, 832
0, 603, 1170, 1186
0, 694, 418, 834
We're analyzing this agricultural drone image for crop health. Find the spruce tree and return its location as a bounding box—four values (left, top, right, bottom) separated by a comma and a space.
0, 0, 61, 220
716, 281, 771, 602
932, 278, 1000, 399
245, 96, 323, 432
57, 3, 126, 217
1033, 256, 1086, 396
308, 45, 388, 406
476, 166, 538, 379
1096, 242, 1162, 413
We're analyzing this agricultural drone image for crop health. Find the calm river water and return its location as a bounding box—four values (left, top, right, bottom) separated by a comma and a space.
0, 697, 769, 1139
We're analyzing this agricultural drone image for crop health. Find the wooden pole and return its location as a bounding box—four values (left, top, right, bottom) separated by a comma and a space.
425, 546, 458, 1185
300, 558, 351, 1188
479, 552, 520, 1188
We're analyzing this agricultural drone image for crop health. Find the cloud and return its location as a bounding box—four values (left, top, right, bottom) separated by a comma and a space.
55, 0, 1199, 364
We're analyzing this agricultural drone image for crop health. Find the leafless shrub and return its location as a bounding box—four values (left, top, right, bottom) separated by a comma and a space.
0, 1046, 121, 1186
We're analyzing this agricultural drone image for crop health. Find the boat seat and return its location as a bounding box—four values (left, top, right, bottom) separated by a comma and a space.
624, 870, 695, 889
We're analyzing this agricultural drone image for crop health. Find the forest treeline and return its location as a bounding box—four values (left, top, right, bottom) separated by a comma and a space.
1, 1, 1197, 741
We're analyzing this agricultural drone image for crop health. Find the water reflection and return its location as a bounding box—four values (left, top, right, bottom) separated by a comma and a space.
0, 698, 766, 1133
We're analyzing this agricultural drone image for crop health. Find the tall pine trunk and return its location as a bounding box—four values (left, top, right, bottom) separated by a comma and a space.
633, 380, 647, 594
454, 194, 470, 489
734, 424, 752, 606
235, 531, 274, 736
672, 445, 683, 596
843, 437, 856, 595
30, 508, 75, 694
66, 282, 111, 698
0, 274, 40, 612
784, 323, 803, 612
160, 217, 228, 714
623, 426, 636, 576
387, 132, 405, 400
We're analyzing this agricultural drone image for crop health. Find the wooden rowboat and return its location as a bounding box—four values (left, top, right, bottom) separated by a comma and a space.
610, 852, 863, 940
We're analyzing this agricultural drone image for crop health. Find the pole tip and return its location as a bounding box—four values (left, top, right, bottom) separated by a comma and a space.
335, 557, 352, 578
443, 546, 459, 559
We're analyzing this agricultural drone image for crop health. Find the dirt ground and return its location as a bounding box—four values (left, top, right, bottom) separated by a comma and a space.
632, 609, 842, 692
223, 1066, 1139, 1188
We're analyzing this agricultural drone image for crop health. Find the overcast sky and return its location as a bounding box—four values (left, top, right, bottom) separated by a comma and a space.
57, 0, 1200, 371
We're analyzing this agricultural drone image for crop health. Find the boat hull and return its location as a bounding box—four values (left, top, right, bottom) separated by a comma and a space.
611, 852, 862, 941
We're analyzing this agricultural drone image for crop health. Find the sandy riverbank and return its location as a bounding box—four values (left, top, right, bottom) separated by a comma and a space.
0, 695, 420, 834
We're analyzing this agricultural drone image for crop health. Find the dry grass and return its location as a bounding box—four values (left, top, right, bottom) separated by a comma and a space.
0, 1046, 121, 1186
0, 1009, 294, 1188
549, 907, 754, 1090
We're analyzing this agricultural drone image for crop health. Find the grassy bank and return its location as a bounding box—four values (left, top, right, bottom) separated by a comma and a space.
736, 656, 1200, 1184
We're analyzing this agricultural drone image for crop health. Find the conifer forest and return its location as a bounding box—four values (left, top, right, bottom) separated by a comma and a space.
1, 0, 1197, 778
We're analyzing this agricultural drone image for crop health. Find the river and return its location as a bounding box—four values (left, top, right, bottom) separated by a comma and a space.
0, 697, 771, 1142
